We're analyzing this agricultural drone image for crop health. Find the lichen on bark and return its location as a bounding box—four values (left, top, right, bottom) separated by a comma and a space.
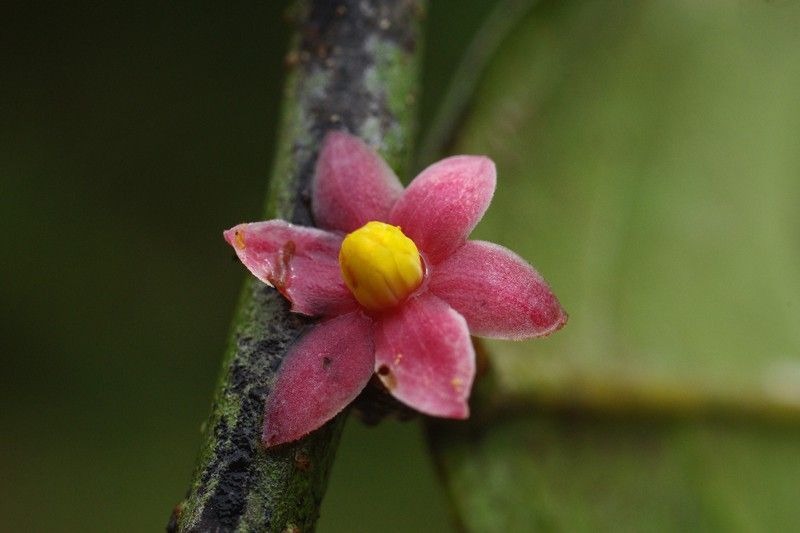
170, 1, 424, 531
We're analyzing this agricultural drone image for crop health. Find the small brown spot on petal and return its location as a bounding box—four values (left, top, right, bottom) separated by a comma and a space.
377, 364, 396, 390
272, 240, 296, 291
234, 230, 246, 250
322, 356, 332, 370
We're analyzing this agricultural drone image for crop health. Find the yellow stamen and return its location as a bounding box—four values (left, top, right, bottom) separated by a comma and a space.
339, 221, 423, 311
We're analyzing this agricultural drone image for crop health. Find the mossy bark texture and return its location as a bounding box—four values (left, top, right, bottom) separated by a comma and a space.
170, 1, 423, 531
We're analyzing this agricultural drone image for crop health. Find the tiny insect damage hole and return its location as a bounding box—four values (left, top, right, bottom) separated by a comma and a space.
322, 356, 332, 370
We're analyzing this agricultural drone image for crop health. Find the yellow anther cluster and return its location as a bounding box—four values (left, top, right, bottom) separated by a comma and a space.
339, 221, 423, 311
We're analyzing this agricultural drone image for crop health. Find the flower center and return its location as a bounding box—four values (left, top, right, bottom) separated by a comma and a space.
339, 221, 423, 311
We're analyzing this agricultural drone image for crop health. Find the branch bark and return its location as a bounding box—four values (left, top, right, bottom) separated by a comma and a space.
170, 1, 424, 531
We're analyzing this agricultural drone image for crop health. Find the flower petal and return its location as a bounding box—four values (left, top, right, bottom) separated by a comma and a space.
390, 156, 496, 264
373, 293, 475, 418
224, 220, 357, 316
262, 311, 375, 447
429, 240, 567, 340
313, 131, 404, 233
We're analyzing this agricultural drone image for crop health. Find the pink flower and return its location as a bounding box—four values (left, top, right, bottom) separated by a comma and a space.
224, 132, 567, 447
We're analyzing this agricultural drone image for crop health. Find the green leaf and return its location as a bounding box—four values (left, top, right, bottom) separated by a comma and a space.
431, 1, 800, 530
431, 416, 800, 531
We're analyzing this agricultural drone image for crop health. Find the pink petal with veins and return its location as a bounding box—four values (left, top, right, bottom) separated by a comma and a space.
430, 241, 567, 340
224, 220, 357, 317
313, 131, 404, 233
262, 311, 375, 447
373, 293, 475, 418
390, 156, 496, 264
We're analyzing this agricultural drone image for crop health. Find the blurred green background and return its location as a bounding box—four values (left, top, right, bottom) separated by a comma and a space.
2, 1, 799, 531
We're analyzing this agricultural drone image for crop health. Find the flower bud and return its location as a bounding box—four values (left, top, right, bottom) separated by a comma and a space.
339, 221, 423, 311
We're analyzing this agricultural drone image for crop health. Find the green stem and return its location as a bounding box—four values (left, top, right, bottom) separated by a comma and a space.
170, 2, 424, 531
415, 0, 537, 168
